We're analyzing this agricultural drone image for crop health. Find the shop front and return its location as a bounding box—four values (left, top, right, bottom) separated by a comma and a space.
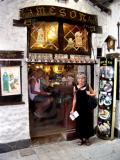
13, 6, 101, 140
28, 63, 95, 142
12, 5, 102, 142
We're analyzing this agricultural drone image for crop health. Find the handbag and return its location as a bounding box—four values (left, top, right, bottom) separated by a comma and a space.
88, 96, 98, 109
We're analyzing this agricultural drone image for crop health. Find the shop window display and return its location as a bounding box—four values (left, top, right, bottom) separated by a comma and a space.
63, 24, 89, 52
28, 64, 88, 137
29, 22, 59, 51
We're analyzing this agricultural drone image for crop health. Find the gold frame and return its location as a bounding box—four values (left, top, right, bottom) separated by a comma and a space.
111, 58, 117, 140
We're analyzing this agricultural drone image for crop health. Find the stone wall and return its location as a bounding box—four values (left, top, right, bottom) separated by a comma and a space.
0, 0, 120, 144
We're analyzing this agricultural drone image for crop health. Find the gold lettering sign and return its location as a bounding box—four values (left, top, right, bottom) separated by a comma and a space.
59, 8, 66, 17
20, 5, 98, 26
70, 11, 76, 19
24, 19, 32, 25
79, 13, 87, 22
36, 7, 47, 16
108, 61, 112, 65
49, 7, 56, 15
100, 60, 107, 65
100, 59, 113, 66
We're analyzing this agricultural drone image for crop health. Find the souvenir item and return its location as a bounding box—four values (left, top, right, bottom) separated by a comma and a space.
97, 58, 117, 140
69, 111, 79, 121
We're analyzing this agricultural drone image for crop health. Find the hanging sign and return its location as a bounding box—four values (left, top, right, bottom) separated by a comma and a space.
13, 5, 102, 33
20, 5, 98, 26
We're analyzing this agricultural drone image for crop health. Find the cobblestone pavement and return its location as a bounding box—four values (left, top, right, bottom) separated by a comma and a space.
0, 136, 120, 160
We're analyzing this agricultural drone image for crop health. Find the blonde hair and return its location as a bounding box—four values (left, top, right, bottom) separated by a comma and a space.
77, 72, 86, 80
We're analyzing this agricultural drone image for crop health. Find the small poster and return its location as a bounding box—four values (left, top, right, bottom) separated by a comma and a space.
1, 66, 21, 96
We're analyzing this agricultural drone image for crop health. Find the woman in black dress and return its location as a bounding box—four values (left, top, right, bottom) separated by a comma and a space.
71, 72, 96, 145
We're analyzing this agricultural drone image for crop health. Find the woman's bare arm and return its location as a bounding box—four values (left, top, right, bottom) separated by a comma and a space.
71, 87, 77, 112
86, 84, 96, 97
30, 79, 50, 96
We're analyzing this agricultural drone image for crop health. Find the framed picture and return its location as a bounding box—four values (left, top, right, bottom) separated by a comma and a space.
63, 23, 89, 53
1, 66, 21, 96
29, 22, 59, 51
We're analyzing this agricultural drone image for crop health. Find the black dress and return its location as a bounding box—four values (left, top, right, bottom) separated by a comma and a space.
75, 84, 94, 139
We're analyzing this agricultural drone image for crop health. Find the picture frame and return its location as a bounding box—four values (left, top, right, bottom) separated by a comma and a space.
28, 21, 91, 56
63, 23, 89, 54
1, 66, 21, 96
29, 22, 59, 51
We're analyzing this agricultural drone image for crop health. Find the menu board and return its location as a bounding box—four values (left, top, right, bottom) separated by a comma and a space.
97, 58, 117, 140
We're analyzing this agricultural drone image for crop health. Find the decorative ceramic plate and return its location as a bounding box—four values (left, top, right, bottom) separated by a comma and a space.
104, 96, 112, 106
98, 122, 110, 132
106, 66, 114, 79
104, 82, 112, 92
100, 80, 107, 89
99, 109, 110, 120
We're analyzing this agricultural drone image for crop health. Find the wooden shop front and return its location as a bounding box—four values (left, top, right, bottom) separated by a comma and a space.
13, 5, 102, 141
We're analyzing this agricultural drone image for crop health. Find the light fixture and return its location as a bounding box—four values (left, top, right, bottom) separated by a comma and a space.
53, 65, 64, 74
44, 65, 51, 73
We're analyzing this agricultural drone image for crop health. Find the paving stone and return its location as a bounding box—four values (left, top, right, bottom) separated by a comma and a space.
1, 137, 120, 160
19, 147, 36, 157
0, 150, 20, 160
19, 154, 39, 160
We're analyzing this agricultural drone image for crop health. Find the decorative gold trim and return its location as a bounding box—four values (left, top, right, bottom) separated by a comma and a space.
111, 58, 117, 140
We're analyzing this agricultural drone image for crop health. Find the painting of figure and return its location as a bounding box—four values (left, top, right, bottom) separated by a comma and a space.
1, 66, 21, 96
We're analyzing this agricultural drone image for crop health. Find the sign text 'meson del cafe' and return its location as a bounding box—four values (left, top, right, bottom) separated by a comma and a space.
20, 5, 98, 26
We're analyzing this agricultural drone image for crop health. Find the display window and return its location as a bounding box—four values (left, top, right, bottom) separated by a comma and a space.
28, 63, 89, 137
63, 23, 89, 52
29, 22, 59, 51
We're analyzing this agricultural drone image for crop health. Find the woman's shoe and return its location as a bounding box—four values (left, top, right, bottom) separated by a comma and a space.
85, 139, 91, 146
77, 139, 84, 146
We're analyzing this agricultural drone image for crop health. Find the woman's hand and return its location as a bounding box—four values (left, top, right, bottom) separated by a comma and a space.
86, 91, 95, 97
86, 91, 91, 96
